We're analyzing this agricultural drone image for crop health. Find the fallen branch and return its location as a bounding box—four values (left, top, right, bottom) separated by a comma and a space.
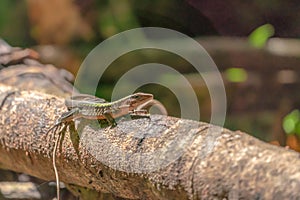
1, 38, 300, 199
0, 85, 299, 199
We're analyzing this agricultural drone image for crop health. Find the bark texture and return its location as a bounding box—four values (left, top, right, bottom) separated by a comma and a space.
0, 85, 299, 199
1, 38, 300, 199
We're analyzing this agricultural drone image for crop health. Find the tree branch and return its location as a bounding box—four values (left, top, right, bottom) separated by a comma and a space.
1, 38, 300, 199
0, 84, 299, 199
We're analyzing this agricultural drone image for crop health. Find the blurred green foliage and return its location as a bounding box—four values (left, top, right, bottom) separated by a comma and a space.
0, 0, 31, 46
0, 0, 299, 143
0, 0, 217, 47
248, 24, 275, 48
97, 0, 140, 37
283, 109, 300, 136
0, 1, 12, 30
225, 68, 247, 83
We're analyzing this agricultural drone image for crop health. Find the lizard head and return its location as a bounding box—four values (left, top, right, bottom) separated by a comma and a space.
128, 92, 153, 107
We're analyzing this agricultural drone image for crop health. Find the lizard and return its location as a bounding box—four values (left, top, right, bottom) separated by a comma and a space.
46, 92, 156, 200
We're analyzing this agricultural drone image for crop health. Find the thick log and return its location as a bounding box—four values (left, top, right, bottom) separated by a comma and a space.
1, 38, 300, 199
0, 85, 299, 199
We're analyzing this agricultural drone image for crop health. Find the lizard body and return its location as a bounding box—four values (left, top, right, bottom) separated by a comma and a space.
48, 92, 154, 200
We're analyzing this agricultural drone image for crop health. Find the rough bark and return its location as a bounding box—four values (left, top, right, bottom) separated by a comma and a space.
1, 38, 300, 199
0, 84, 299, 199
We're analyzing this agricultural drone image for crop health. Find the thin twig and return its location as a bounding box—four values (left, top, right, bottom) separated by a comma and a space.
50, 125, 61, 200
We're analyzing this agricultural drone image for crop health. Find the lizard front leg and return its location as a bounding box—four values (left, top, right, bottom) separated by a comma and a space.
129, 109, 150, 120
103, 111, 117, 127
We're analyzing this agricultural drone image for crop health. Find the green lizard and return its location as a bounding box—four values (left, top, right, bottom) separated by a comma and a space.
47, 92, 155, 200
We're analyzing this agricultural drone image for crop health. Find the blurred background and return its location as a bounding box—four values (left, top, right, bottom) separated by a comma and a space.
2, 0, 300, 148
1, 0, 300, 198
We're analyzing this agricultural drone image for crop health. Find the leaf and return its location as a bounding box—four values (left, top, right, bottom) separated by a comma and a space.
248, 24, 275, 48
225, 68, 247, 83
282, 109, 300, 134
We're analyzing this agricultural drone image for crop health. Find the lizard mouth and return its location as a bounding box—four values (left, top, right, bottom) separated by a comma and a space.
134, 92, 153, 103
